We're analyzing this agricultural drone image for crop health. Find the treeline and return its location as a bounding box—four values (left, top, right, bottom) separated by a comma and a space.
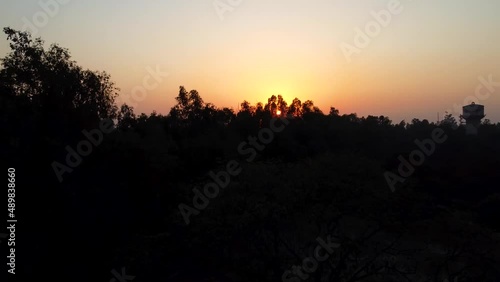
2, 28, 500, 281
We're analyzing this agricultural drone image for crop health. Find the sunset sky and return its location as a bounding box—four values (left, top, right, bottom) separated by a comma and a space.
1, 0, 500, 122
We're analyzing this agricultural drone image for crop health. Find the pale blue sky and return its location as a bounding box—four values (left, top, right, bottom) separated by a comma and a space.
1, 0, 499, 122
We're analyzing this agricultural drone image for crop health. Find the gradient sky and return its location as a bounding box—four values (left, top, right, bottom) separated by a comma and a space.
1, 0, 499, 122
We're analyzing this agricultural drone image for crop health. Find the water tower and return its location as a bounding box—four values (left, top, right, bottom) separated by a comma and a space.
462, 102, 485, 135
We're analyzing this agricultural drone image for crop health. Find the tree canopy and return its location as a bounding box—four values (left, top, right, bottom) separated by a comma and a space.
3, 28, 500, 282
0, 27, 118, 126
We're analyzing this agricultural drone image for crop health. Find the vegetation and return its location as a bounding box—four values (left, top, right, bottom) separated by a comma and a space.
2, 28, 500, 282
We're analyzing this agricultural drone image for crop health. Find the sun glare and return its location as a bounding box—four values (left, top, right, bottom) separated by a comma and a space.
277, 110, 282, 116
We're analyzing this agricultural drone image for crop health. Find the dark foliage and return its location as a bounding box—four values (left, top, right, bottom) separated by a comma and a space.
2, 29, 500, 282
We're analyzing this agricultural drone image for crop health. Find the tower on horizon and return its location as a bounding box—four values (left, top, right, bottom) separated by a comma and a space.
462, 102, 485, 135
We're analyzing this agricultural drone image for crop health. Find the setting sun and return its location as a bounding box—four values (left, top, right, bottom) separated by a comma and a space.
276, 110, 282, 116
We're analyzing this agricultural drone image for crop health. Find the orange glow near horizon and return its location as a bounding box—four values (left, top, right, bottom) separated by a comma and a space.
4, 1, 498, 122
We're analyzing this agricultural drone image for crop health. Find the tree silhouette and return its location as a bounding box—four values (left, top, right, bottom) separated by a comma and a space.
439, 112, 458, 128
329, 106, 340, 117
169, 86, 205, 122
0, 27, 118, 127
288, 98, 302, 117
117, 104, 137, 130
302, 99, 322, 114
276, 94, 288, 115
3, 29, 500, 282
264, 95, 278, 116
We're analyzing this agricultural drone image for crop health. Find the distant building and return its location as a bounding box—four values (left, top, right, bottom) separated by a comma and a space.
462, 103, 485, 135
